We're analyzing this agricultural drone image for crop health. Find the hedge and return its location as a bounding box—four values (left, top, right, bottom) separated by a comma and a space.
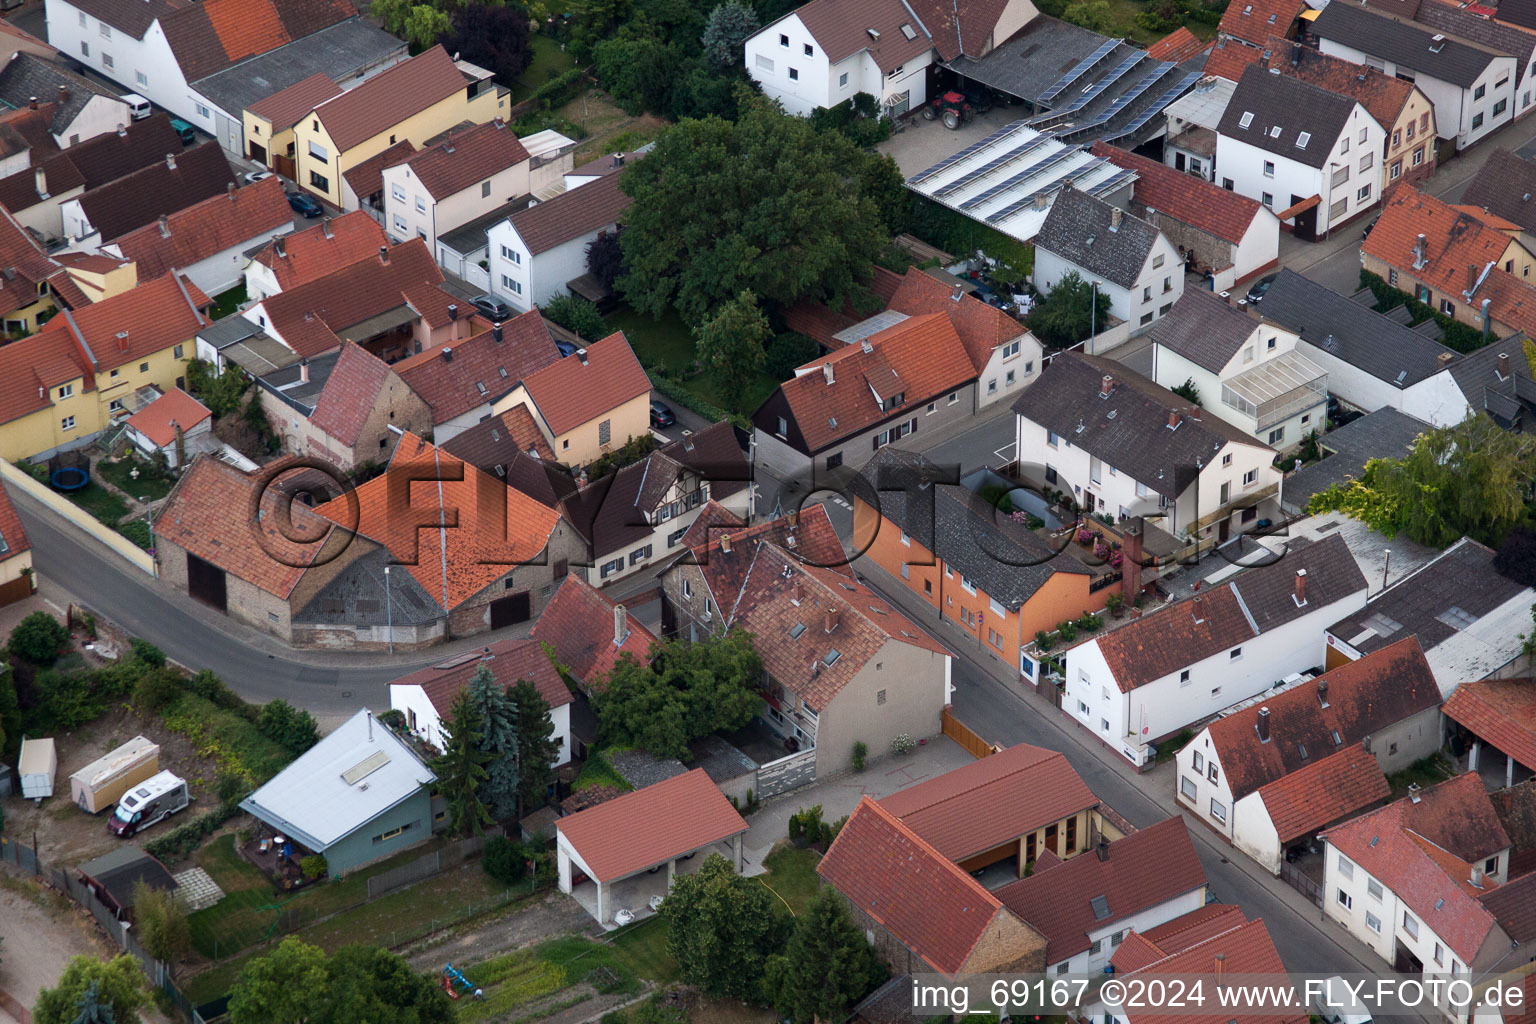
1358, 269, 1489, 353
530, 67, 588, 110
897, 195, 1033, 284
143, 801, 244, 862
649, 376, 749, 430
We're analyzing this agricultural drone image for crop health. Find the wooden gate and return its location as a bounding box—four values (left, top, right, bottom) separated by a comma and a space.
274, 154, 296, 180
186, 552, 227, 612
941, 707, 1000, 760
0, 574, 30, 608
489, 591, 531, 628
1280, 860, 1322, 907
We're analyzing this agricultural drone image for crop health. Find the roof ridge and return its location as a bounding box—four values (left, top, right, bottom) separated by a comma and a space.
890, 745, 1062, 815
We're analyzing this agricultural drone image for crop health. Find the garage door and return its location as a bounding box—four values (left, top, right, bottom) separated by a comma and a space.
489, 591, 531, 628
186, 552, 228, 612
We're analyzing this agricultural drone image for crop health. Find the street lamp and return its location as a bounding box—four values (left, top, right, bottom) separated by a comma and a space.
383, 565, 393, 654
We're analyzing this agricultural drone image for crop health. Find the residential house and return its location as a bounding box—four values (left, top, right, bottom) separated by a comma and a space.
1147, 288, 1326, 450
1162, 73, 1238, 179
1216, 0, 1304, 48
244, 211, 388, 300
341, 139, 416, 221
0, 479, 34, 608
559, 421, 750, 586
530, 574, 657, 689
818, 796, 1049, 975
242, 72, 342, 171
1321, 773, 1517, 1021
62, 142, 238, 249
1408, 0, 1536, 123
1445, 679, 1536, 791
1146, 26, 1212, 64
1032, 187, 1184, 331
1361, 186, 1536, 340
1235, 742, 1393, 875
1012, 352, 1284, 543
1062, 532, 1368, 767
393, 310, 561, 443
996, 818, 1209, 974
293, 46, 508, 211
440, 405, 559, 481
388, 634, 575, 764
1282, 407, 1431, 514
1090, 142, 1280, 291
1445, 342, 1536, 432
241, 709, 436, 875
1325, 538, 1534, 696
0, 52, 131, 147
879, 742, 1119, 876
751, 313, 978, 478
380, 120, 536, 257
1462, 149, 1536, 254
1312, 1, 1517, 150
485, 160, 636, 312
254, 342, 432, 472
123, 387, 212, 470
0, 203, 96, 339
1175, 637, 1441, 853
855, 447, 1109, 682
1215, 65, 1385, 240
493, 332, 651, 468
104, 176, 293, 296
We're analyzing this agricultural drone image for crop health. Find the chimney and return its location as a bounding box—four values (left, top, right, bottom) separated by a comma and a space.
1294, 568, 1307, 606
1220, 290, 1232, 306
1437, 351, 1455, 368
322, 218, 333, 239
824, 606, 841, 633
26, 95, 35, 110
577, 348, 588, 365
1095, 839, 1110, 862
1120, 525, 1143, 605
33, 166, 45, 198
378, 246, 389, 264
1216, 954, 1227, 979
1100, 373, 1115, 396
821, 362, 835, 385
1409, 782, 1422, 803
165, 153, 176, 170
116, 124, 126, 137
448, 302, 458, 321
721, 534, 732, 553
1413, 233, 1427, 267
299, 358, 309, 384
951, 282, 963, 301
791, 581, 804, 604
1168, 410, 1182, 429
1110, 207, 1123, 231
1257, 706, 1271, 742
492, 324, 503, 343
1471, 866, 1485, 888
1499, 352, 1511, 378
613, 152, 625, 168
1468, 264, 1478, 296
157, 214, 170, 238
614, 603, 628, 645
274, 236, 287, 258
1192, 593, 1205, 624
441, 346, 453, 363
57, 84, 67, 104
115, 330, 129, 352
1318, 676, 1330, 707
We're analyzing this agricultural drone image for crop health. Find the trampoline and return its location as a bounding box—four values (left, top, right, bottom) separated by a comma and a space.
50, 466, 89, 491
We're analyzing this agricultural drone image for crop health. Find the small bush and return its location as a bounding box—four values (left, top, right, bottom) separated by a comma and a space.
1035, 630, 1056, 651
300, 854, 328, 880
117, 520, 152, 550
891, 733, 915, 755
215, 770, 248, 805
483, 835, 530, 884
531, 66, 586, 108
9, 612, 68, 664
851, 740, 868, 772
184, 669, 245, 711
128, 638, 166, 667
132, 668, 183, 715
544, 292, 606, 342
142, 801, 243, 862
788, 804, 825, 843
257, 699, 320, 757
1057, 620, 1079, 643
1076, 612, 1103, 631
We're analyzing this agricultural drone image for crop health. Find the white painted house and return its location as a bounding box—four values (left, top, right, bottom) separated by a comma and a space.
1149, 288, 1326, 451
0, 53, 132, 148
1033, 188, 1183, 332
1062, 532, 1368, 767
1215, 65, 1385, 240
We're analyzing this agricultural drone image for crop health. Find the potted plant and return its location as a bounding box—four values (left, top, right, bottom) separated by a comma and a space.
1076, 527, 1094, 546
1106, 593, 1126, 618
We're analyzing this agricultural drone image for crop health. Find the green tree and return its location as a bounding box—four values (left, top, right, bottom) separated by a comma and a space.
130, 879, 190, 963
593, 33, 678, 116
765, 888, 886, 1024
509, 678, 559, 815
466, 664, 520, 821
316, 945, 454, 1024
434, 691, 493, 835
593, 630, 760, 759
1171, 377, 1202, 407
9, 611, 68, 664
1307, 413, 1536, 548
663, 853, 787, 1000
618, 94, 890, 324
33, 956, 147, 1024
185, 358, 251, 418
227, 936, 328, 1024
701, 0, 760, 66
543, 292, 607, 342
258, 699, 321, 757
694, 290, 770, 412
0, 663, 21, 762
370, 0, 452, 50
1026, 271, 1112, 348
1062, 0, 1113, 30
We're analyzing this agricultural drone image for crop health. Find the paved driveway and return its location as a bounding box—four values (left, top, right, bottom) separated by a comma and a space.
877, 104, 1025, 178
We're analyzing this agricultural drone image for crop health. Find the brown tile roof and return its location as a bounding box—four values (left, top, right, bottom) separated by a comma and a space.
529, 575, 658, 684
158, 0, 356, 83
1094, 533, 1364, 692
1147, 26, 1214, 62
1445, 678, 1536, 777
394, 310, 560, 424
683, 504, 847, 614
65, 116, 185, 190
0, 205, 76, 318
306, 343, 395, 446
1219, 0, 1305, 44
1462, 149, 1536, 238
1204, 637, 1440, 801
245, 72, 342, 131
782, 266, 905, 345
0, 150, 83, 216
1090, 142, 1267, 248
112, 176, 293, 282
521, 331, 650, 437
154, 455, 336, 598
1416, 0, 1536, 85
1321, 773, 1508, 961
77, 141, 237, 243
43, 271, 210, 371
126, 387, 212, 448
68, 0, 186, 41
400, 120, 530, 202
887, 267, 1030, 373
1255, 742, 1390, 843
441, 404, 558, 473
1203, 37, 1266, 80
819, 797, 1023, 973
341, 139, 417, 203
997, 818, 1207, 964
1478, 871, 1536, 944
677, 499, 747, 550
1256, 40, 1417, 135
1117, 917, 1303, 1024
555, 767, 747, 882
312, 432, 561, 610
788, 0, 936, 67
1111, 904, 1249, 971
880, 744, 1099, 862
314, 46, 466, 153
0, 474, 31, 560
387, 633, 572, 717
0, 330, 88, 426
250, 211, 389, 292
1490, 779, 1536, 877
507, 164, 639, 256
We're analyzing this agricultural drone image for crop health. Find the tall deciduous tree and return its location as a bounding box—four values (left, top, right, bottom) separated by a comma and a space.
509, 678, 559, 815
694, 290, 770, 412
440, 5, 534, 83
701, 0, 760, 66
663, 853, 787, 1000
765, 889, 887, 1023
34, 956, 147, 1024
466, 665, 520, 821
131, 880, 191, 964
586, 229, 625, 292
1026, 271, 1112, 348
593, 630, 760, 759
434, 691, 493, 836
227, 938, 451, 1024
618, 94, 890, 323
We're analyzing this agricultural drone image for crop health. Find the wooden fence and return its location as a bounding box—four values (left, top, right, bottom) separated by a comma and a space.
941, 707, 1001, 760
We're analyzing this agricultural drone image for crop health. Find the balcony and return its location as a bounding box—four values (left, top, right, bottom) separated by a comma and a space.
1220, 351, 1329, 431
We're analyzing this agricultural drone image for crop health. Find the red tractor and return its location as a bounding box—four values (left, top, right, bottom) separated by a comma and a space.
922, 91, 972, 129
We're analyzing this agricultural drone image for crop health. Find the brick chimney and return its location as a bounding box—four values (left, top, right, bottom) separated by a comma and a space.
1100, 373, 1115, 396
791, 580, 804, 604
1119, 525, 1143, 605
822, 362, 835, 385
1318, 676, 1330, 707
824, 606, 840, 633
1468, 264, 1478, 296
1168, 410, 1182, 429
1294, 568, 1307, 606
1216, 954, 1227, 979
1437, 351, 1455, 368
1110, 207, 1123, 231
116, 330, 129, 352
1192, 593, 1205, 624
614, 603, 628, 645
378, 246, 389, 264
1257, 706, 1271, 742
721, 534, 732, 554
56, 84, 67, 104
1499, 352, 1511, 378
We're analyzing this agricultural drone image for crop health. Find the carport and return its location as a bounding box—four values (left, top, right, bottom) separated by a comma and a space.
555, 768, 748, 926
1445, 679, 1536, 790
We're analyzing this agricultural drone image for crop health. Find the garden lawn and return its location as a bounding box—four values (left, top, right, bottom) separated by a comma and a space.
573, 749, 632, 793
96, 457, 175, 503
64, 480, 129, 526
759, 846, 820, 916
208, 284, 246, 322
187, 836, 282, 959
1387, 753, 1456, 798
606, 307, 780, 418
511, 35, 578, 103
609, 915, 677, 985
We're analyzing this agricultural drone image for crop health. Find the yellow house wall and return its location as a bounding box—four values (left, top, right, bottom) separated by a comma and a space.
2, 294, 57, 335
242, 111, 296, 166
68, 261, 138, 304
93, 343, 193, 425
550, 391, 650, 466
0, 548, 33, 585
0, 371, 95, 461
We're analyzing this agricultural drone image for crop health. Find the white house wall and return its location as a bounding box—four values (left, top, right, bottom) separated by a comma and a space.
487, 223, 610, 312
976, 335, 1042, 408
1033, 234, 1183, 332
746, 15, 836, 116
392, 681, 572, 765
62, 95, 134, 147
1047, 888, 1208, 973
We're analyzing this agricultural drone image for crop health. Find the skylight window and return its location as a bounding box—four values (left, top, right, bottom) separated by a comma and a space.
1090, 895, 1111, 920
1437, 606, 1479, 629
1269, 125, 1282, 138
1239, 111, 1254, 129
824, 649, 842, 666
901, 23, 917, 39
789, 622, 807, 639
1296, 132, 1311, 149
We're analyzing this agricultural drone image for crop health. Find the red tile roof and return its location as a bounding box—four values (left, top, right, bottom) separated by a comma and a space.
521, 331, 650, 437
1148, 26, 1214, 62
555, 767, 747, 882
1204, 637, 1440, 801
0, 331, 88, 426
395, 310, 559, 424
1111, 904, 1250, 972
790, 0, 936, 68
1203, 37, 1266, 80
1444, 679, 1536, 778
529, 575, 657, 684
507, 166, 637, 256
0, 476, 32, 561
246, 72, 342, 132
685, 504, 848, 615
0, 204, 78, 318
314, 46, 466, 153
887, 267, 1031, 373
341, 139, 417, 204
126, 387, 212, 448
677, 499, 747, 550
307, 343, 395, 446
43, 271, 209, 372
1117, 918, 1303, 1024
782, 266, 905, 345
0, 150, 83, 218
312, 432, 561, 610
1255, 742, 1389, 843
996, 818, 1208, 964
387, 633, 572, 717
819, 797, 1023, 973
880, 743, 1099, 862
250, 211, 389, 293
910, 0, 1013, 59
1256, 40, 1417, 135
1091, 142, 1268, 247
112, 176, 292, 282
158, 0, 355, 81
400, 120, 530, 202
1219, 0, 1305, 44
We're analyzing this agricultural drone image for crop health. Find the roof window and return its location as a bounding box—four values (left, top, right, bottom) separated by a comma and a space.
901, 23, 917, 39
1296, 131, 1311, 149
1239, 111, 1254, 129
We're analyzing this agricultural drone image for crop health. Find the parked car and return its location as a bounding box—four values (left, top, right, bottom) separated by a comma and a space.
108, 770, 189, 837
649, 399, 676, 428
471, 294, 512, 321
243, 169, 274, 185
1245, 273, 1279, 305
286, 191, 323, 218
168, 118, 196, 145
554, 338, 578, 357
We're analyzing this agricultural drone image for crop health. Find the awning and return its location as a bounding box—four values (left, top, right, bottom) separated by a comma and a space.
1276, 195, 1320, 220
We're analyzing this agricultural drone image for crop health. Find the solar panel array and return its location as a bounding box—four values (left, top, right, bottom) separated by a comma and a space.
1087, 167, 1138, 198
1107, 71, 1202, 140
907, 120, 1031, 186
933, 133, 1053, 199
1038, 38, 1120, 106
962, 146, 1082, 211
1054, 51, 1147, 115
985, 156, 1111, 222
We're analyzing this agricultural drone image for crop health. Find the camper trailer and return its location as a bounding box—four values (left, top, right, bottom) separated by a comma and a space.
109, 771, 189, 837
18, 737, 57, 801
71, 737, 160, 814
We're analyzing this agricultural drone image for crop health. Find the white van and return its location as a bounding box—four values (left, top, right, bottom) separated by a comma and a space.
120, 93, 152, 120
109, 770, 189, 837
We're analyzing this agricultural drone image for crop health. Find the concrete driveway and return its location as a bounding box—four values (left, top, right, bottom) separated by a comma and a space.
877, 104, 1026, 178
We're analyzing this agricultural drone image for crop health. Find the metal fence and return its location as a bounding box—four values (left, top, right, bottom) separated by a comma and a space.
1281, 860, 1323, 907
366, 834, 488, 900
